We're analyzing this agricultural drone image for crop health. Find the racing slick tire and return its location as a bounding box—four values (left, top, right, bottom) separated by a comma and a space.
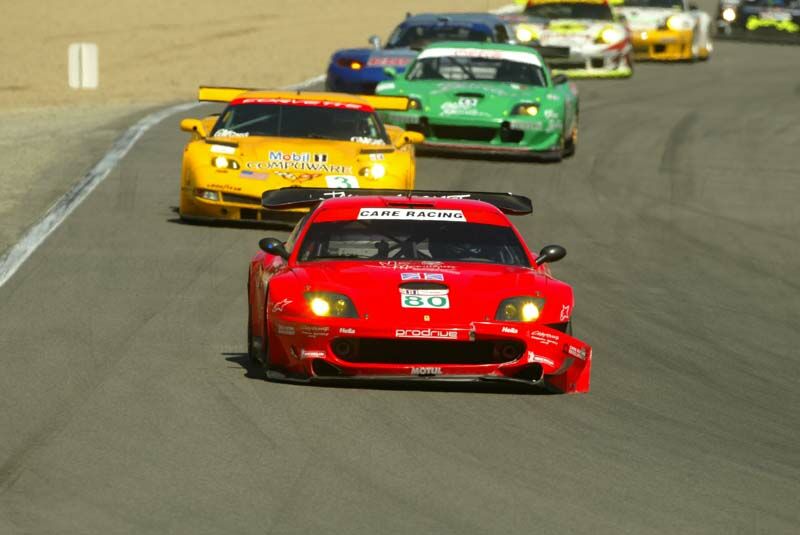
564, 124, 578, 158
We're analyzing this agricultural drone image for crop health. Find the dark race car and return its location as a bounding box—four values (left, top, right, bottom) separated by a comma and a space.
325, 13, 515, 94
717, 0, 800, 42
246, 187, 592, 393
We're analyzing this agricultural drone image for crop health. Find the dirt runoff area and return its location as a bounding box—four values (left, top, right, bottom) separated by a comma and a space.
0, 0, 516, 256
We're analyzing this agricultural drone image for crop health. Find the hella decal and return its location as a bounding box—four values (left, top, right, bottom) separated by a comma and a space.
501, 326, 519, 334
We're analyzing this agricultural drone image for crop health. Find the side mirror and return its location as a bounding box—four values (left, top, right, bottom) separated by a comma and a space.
551, 73, 569, 86
535, 244, 566, 265
688, 1, 699, 10
400, 131, 425, 146
259, 237, 290, 260
383, 67, 398, 79
369, 35, 382, 49
180, 118, 207, 138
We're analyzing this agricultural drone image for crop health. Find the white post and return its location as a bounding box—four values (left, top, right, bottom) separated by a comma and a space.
68, 43, 98, 89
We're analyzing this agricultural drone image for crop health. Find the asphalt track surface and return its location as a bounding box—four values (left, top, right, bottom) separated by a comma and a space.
1, 40, 799, 534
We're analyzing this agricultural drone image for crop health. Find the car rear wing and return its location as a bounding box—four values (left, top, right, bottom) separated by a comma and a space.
262, 187, 532, 215
198, 86, 254, 103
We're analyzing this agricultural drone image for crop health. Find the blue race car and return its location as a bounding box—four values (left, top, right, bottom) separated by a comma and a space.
326, 13, 515, 94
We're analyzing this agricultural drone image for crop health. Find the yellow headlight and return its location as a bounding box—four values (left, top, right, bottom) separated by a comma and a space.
666, 15, 691, 31
351, 61, 363, 70
516, 27, 536, 43
521, 302, 540, 322
502, 303, 518, 320
310, 298, 331, 316
371, 163, 386, 179
599, 27, 624, 44
213, 156, 229, 168
722, 8, 736, 22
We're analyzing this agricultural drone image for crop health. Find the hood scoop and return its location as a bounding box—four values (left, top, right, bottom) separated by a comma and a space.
399, 282, 448, 291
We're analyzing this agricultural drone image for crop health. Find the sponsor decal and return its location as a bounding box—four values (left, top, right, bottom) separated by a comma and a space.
277, 324, 296, 336
207, 183, 241, 191
213, 129, 249, 138
527, 351, 555, 367
385, 113, 413, 124
746, 15, 799, 33
560, 304, 571, 322
272, 298, 292, 312
325, 175, 359, 188
301, 349, 326, 359
441, 96, 479, 116
210, 144, 236, 154
232, 97, 373, 112
400, 291, 450, 309
379, 261, 459, 273
367, 56, 412, 67
395, 328, 457, 339
410, 366, 442, 376
401, 272, 421, 280
509, 121, 543, 132
269, 151, 328, 163
357, 208, 465, 222
531, 330, 559, 345
300, 325, 330, 338
338, 327, 356, 335
501, 326, 519, 334
369, 153, 385, 161
351, 136, 385, 145
564, 344, 587, 361
275, 171, 318, 182
543, 109, 558, 120
424, 273, 444, 281
247, 161, 352, 174
401, 272, 445, 282
240, 170, 267, 180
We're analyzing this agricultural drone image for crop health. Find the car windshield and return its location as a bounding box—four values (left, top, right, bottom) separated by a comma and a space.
406, 55, 546, 86
524, 3, 615, 20
297, 220, 530, 266
210, 102, 389, 143
388, 24, 493, 49
620, 0, 684, 8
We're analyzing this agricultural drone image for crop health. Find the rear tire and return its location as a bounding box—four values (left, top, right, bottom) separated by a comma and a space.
564, 124, 578, 158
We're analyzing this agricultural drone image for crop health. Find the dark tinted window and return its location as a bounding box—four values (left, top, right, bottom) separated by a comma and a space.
298, 220, 530, 266
388, 24, 493, 49
211, 104, 388, 143
619, 0, 683, 8
407, 56, 546, 86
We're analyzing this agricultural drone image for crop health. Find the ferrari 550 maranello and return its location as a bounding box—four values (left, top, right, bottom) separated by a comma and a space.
247, 187, 592, 393
178, 87, 423, 225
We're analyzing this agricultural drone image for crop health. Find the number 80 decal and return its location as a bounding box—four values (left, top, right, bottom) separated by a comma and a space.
401, 292, 450, 309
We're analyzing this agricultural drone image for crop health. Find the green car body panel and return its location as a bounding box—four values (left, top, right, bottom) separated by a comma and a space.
375, 41, 579, 159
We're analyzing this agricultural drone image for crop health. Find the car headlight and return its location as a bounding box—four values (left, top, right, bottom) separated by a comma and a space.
598, 26, 625, 44
511, 103, 539, 117
516, 27, 537, 43
407, 98, 422, 111
666, 15, 693, 31
722, 8, 736, 22
496, 297, 546, 322
305, 292, 358, 318
193, 188, 219, 201
211, 156, 240, 170
359, 163, 386, 179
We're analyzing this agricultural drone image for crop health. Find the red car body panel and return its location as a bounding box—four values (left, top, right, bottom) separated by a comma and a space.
247, 195, 592, 393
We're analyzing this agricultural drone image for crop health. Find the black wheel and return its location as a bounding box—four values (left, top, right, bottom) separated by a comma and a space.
564, 124, 578, 158
566, 320, 573, 336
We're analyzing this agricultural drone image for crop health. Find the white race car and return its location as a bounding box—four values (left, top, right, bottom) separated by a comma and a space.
614, 0, 713, 61
508, 0, 633, 78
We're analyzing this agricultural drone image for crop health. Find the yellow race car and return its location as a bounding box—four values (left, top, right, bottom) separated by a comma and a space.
179, 87, 423, 224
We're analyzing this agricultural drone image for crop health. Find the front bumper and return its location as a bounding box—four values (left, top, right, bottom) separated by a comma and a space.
631, 29, 693, 60
325, 66, 392, 94
267, 318, 592, 394
717, 19, 800, 43
179, 190, 306, 225
546, 45, 633, 79
381, 112, 564, 158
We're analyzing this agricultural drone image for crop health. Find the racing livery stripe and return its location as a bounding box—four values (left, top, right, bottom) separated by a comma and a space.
230, 97, 374, 112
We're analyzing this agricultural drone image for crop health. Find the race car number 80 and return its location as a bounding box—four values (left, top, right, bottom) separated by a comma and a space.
401, 294, 450, 309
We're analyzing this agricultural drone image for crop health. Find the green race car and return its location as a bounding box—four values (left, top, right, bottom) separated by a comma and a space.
375, 41, 579, 161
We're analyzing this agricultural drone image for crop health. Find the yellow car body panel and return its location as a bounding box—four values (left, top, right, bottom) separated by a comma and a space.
179, 89, 419, 224
631, 28, 694, 61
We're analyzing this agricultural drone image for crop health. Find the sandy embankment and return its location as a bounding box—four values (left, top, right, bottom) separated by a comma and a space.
0, 0, 513, 254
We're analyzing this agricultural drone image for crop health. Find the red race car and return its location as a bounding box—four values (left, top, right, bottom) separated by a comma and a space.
247, 188, 592, 393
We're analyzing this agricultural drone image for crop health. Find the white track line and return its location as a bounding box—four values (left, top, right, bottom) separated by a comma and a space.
0, 75, 325, 288
0, 6, 518, 288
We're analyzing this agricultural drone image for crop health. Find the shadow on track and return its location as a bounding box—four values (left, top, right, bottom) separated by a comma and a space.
223, 352, 552, 396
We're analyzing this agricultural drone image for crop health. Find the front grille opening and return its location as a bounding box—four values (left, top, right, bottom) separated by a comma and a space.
333, 338, 524, 365
431, 125, 496, 143
590, 58, 605, 69
499, 126, 524, 143
654, 45, 667, 53
240, 208, 259, 220
222, 193, 261, 205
